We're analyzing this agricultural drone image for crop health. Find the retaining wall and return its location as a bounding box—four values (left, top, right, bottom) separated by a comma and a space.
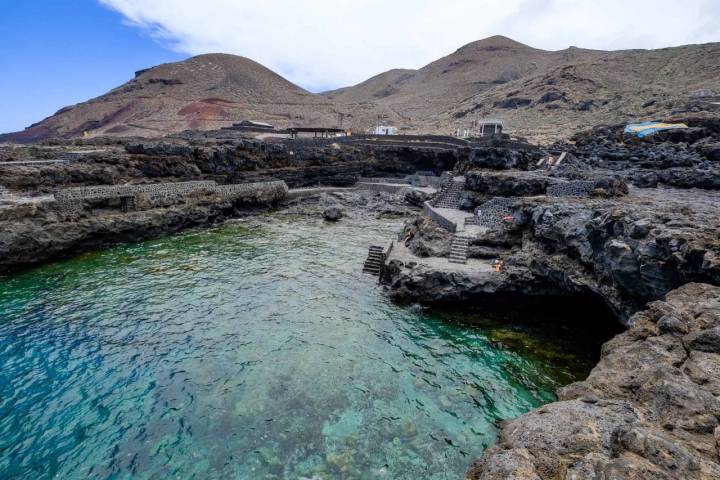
54, 180, 288, 212
423, 201, 457, 233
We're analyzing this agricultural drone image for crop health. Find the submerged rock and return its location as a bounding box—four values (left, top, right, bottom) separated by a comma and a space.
323, 206, 344, 222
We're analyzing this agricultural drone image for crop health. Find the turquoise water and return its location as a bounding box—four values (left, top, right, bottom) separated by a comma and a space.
0, 213, 595, 479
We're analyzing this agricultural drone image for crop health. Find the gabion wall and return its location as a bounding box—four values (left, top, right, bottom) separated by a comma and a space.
475, 197, 516, 228
546, 180, 597, 197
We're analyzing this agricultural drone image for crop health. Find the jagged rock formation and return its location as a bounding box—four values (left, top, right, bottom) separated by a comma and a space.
3, 37, 720, 142
388, 182, 720, 321
386, 119, 720, 320
372, 121, 720, 477
467, 282, 720, 480
553, 117, 720, 191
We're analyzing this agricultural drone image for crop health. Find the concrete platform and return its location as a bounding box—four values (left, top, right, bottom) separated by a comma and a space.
387, 241, 495, 275
431, 207, 486, 235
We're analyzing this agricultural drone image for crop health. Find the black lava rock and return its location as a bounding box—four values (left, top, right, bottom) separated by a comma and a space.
323, 207, 343, 222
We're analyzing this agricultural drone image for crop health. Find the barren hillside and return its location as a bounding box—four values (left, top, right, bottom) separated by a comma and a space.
2, 54, 343, 141
3, 36, 719, 143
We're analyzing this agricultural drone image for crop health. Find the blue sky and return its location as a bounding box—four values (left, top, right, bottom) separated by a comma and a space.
0, 1, 184, 134
2, 0, 717, 135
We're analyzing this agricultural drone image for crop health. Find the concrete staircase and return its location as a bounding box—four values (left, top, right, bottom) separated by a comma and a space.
433, 179, 464, 209
448, 235, 471, 264
363, 245, 386, 276
464, 216, 477, 227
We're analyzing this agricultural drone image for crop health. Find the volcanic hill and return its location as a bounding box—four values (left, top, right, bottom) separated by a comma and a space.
3, 36, 720, 142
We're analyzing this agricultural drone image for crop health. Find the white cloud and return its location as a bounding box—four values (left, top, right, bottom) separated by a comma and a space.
99, 0, 719, 92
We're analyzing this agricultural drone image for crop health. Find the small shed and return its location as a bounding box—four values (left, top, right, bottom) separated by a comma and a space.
477, 120, 504, 137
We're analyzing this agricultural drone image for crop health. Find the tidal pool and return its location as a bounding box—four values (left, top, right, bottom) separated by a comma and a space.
0, 213, 601, 479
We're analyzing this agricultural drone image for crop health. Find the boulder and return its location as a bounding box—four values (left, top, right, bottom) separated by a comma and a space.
404, 189, 431, 207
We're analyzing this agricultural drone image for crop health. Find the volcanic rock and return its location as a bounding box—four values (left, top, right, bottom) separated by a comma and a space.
323, 206, 343, 222
467, 283, 720, 480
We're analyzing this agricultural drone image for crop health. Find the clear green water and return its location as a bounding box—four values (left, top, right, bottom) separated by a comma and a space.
0, 213, 596, 479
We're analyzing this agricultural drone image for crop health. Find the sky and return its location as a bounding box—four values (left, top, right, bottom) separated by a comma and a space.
2, 0, 718, 134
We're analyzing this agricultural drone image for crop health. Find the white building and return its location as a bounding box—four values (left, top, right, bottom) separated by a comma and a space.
478, 120, 504, 137
456, 120, 504, 138
373, 125, 397, 135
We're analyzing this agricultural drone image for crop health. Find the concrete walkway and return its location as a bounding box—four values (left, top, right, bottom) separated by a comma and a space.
285, 187, 357, 200
0, 160, 69, 166
286, 183, 436, 200
356, 182, 436, 195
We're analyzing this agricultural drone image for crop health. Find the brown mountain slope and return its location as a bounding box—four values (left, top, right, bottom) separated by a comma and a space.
3, 36, 720, 143
328, 36, 720, 141
439, 42, 720, 141
3, 53, 344, 141
325, 36, 608, 127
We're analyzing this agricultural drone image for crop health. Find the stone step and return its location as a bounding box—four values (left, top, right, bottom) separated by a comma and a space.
448, 232, 470, 265
363, 266, 382, 271
363, 244, 387, 276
